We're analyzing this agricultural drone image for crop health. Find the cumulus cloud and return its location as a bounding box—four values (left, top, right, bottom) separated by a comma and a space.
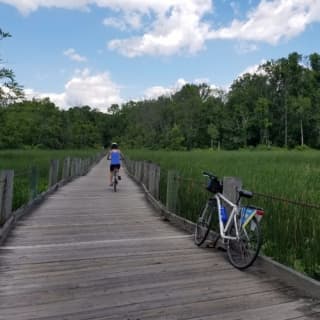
25, 69, 122, 112
236, 59, 267, 80
108, 0, 213, 57
209, 0, 320, 44
63, 48, 87, 62
143, 78, 222, 100
143, 78, 187, 100
103, 12, 142, 31
2, 0, 320, 57
1, 0, 213, 56
144, 86, 172, 100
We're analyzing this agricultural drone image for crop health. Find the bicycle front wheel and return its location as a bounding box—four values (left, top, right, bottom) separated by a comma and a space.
113, 175, 117, 192
194, 199, 217, 246
226, 216, 262, 269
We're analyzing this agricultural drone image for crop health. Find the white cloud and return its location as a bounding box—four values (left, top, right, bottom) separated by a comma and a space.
1, 0, 213, 56
143, 77, 223, 100
143, 78, 187, 100
63, 48, 87, 62
108, 1, 213, 57
103, 17, 127, 31
144, 86, 172, 100
209, 0, 320, 44
2, 0, 320, 57
25, 69, 122, 112
237, 59, 267, 79
104, 12, 142, 31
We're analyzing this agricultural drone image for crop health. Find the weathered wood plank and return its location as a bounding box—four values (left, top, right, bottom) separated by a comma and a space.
0, 156, 318, 320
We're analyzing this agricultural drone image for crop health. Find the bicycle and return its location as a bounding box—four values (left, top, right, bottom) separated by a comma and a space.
112, 168, 119, 192
194, 171, 264, 269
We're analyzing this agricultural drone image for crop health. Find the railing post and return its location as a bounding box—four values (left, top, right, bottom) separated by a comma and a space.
80, 159, 85, 175
166, 170, 179, 212
62, 157, 71, 181
48, 159, 60, 187
76, 158, 80, 176
137, 161, 142, 182
70, 158, 76, 178
154, 165, 160, 200
143, 161, 148, 187
147, 163, 160, 200
29, 166, 38, 201
0, 170, 14, 226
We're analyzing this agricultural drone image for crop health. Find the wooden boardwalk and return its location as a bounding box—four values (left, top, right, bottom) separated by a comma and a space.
0, 157, 319, 320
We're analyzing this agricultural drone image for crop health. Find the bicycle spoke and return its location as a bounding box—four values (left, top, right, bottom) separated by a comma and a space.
226, 217, 262, 269
194, 202, 213, 246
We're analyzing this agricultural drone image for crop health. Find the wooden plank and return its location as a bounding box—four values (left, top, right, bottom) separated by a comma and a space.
0, 156, 318, 320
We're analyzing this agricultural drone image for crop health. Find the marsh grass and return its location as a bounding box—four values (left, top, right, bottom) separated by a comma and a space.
0, 149, 100, 210
125, 149, 320, 280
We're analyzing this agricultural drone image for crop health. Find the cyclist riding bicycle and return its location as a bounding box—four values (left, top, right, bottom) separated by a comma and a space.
107, 142, 122, 186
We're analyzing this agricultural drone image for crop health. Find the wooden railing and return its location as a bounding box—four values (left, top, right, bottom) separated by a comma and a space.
0, 152, 105, 244
125, 159, 161, 200
125, 159, 241, 216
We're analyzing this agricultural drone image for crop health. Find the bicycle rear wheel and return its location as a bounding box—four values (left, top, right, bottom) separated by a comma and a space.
113, 173, 117, 192
194, 199, 218, 246
226, 216, 262, 269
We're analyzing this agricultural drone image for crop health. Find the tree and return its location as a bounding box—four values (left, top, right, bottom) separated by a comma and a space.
207, 124, 219, 149
0, 28, 24, 106
289, 95, 311, 146
166, 124, 185, 150
254, 97, 272, 146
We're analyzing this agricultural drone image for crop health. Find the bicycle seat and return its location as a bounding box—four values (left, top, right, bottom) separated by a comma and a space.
238, 189, 253, 198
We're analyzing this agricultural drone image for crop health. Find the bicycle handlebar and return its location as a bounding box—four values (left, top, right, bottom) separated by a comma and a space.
203, 171, 253, 199
202, 171, 218, 179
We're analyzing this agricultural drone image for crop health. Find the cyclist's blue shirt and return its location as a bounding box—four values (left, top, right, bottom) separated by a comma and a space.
110, 151, 121, 165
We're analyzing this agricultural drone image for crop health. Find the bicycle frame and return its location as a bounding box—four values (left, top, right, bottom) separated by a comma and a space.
214, 192, 240, 241
196, 172, 264, 269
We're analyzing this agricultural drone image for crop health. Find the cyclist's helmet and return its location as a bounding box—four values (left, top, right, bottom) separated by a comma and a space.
111, 142, 118, 149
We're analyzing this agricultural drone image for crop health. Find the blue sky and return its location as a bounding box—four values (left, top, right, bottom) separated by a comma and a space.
0, 0, 320, 112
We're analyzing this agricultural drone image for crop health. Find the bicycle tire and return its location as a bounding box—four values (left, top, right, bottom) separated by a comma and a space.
194, 199, 217, 246
113, 174, 117, 192
226, 216, 262, 269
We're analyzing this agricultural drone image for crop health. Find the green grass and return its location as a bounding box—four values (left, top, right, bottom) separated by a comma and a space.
125, 149, 320, 280
0, 149, 102, 210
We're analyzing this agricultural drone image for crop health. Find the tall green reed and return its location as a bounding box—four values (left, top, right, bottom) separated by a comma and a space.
125, 149, 320, 280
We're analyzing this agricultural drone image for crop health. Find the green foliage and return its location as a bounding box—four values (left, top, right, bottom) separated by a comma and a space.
0, 99, 111, 149
112, 52, 320, 151
0, 28, 24, 105
2, 45, 320, 152
165, 124, 185, 150
125, 149, 320, 280
0, 149, 101, 209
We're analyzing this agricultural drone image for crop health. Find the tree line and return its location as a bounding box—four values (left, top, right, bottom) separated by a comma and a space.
112, 52, 320, 150
1, 28, 320, 150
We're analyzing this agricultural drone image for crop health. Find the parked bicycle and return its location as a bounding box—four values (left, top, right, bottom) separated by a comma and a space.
194, 171, 264, 269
